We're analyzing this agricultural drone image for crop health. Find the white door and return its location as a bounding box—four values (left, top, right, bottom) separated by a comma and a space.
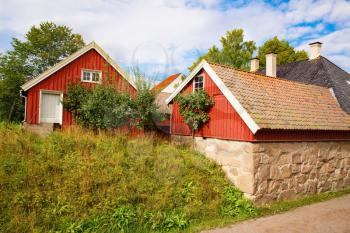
40, 92, 62, 124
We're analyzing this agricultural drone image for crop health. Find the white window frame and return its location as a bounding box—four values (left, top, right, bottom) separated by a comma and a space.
193, 75, 204, 92
81, 69, 102, 83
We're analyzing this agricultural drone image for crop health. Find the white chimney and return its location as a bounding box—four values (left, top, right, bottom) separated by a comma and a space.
309, 42, 322, 60
250, 58, 259, 72
266, 53, 277, 77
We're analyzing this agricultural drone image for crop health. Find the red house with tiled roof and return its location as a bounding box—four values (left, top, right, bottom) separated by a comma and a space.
166, 60, 350, 141
166, 56, 350, 202
20, 42, 136, 131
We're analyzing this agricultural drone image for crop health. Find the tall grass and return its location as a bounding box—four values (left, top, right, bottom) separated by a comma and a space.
0, 123, 255, 233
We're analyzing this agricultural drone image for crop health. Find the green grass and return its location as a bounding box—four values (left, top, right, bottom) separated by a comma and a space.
0, 123, 255, 233
0, 122, 349, 233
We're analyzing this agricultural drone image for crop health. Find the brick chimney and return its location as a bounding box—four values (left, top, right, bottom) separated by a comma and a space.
309, 42, 322, 60
250, 58, 259, 72
266, 53, 277, 77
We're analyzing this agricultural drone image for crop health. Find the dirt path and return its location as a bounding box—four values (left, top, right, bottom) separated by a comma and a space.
202, 195, 350, 233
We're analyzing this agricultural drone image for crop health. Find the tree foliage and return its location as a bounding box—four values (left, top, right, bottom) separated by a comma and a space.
129, 68, 164, 130
176, 90, 214, 132
257, 36, 308, 67
0, 21, 85, 122
189, 29, 256, 71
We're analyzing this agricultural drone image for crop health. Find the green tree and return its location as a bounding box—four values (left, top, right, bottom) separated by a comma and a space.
189, 29, 256, 71
0, 21, 85, 122
257, 36, 308, 67
129, 67, 164, 130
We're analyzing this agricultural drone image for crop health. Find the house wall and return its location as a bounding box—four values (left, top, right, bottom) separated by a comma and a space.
171, 69, 254, 141
189, 136, 350, 203
171, 69, 350, 141
25, 49, 135, 127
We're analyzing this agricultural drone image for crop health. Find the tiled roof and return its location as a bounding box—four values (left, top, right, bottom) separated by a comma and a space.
210, 62, 350, 131
257, 57, 350, 115
153, 73, 181, 92
156, 92, 171, 113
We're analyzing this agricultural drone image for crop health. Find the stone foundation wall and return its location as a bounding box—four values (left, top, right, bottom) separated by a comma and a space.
192, 137, 350, 203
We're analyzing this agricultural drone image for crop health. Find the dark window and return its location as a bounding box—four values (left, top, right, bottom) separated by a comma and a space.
82, 70, 102, 83
194, 76, 204, 91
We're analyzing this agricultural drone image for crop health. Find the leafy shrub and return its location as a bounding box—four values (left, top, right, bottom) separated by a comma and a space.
64, 83, 163, 131
176, 90, 214, 132
220, 186, 257, 217
64, 84, 132, 131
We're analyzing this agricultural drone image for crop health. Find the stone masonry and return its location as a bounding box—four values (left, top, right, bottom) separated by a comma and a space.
191, 137, 350, 203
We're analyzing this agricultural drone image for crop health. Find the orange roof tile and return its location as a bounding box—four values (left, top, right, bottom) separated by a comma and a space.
209, 62, 350, 131
153, 73, 181, 92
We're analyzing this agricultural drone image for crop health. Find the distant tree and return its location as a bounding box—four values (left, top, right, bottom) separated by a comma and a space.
0, 21, 85, 122
189, 29, 256, 71
257, 36, 308, 67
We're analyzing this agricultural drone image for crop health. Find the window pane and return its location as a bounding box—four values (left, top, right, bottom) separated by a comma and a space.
92, 73, 98, 82
194, 76, 203, 90
83, 71, 91, 81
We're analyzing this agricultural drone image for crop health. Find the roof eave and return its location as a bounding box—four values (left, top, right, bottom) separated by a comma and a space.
20, 41, 136, 91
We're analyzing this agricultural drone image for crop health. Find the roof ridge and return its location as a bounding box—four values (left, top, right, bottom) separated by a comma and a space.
207, 61, 328, 90
320, 56, 350, 80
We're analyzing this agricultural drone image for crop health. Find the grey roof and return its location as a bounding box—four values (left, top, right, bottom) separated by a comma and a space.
257, 57, 350, 115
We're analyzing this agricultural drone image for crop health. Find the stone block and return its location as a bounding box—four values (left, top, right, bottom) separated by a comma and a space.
292, 164, 301, 174
296, 174, 307, 184
256, 180, 268, 195
235, 174, 255, 194
280, 165, 292, 178
292, 153, 302, 164
257, 165, 270, 180
268, 181, 280, 193
269, 166, 280, 180
278, 152, 291, 165
278, 190, 296, 200
301, 165, 312, 174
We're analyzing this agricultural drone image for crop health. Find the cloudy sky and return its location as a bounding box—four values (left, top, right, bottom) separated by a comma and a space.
0, 0, 349, 80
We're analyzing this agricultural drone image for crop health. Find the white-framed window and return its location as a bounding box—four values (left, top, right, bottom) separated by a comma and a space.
193, 75, 204, 91
81, 69, 102, 83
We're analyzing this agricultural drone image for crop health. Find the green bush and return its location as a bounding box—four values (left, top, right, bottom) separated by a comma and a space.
176, 90, 214, 132
0, 123, 256, 232
64, 83, 163, 131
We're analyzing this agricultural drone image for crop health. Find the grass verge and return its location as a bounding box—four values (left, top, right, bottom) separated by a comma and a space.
1, 123, 349, 233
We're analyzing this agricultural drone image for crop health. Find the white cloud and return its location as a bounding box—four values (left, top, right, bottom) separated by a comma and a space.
0, 0, 349, 77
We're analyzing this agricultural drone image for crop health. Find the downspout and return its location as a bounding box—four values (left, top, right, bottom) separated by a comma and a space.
169, 104, 172, 135
20, 90, 27, 123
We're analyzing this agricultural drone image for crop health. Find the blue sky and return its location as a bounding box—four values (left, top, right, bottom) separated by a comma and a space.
0, 0, 350, 81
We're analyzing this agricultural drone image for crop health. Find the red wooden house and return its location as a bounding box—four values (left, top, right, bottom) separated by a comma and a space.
166, 58, 350, 202
166, 60, 350, 141
20, 42, 136, 131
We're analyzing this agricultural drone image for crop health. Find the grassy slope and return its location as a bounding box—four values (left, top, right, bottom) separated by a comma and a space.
0, 123, 255, 233
1, 123, 349, 233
